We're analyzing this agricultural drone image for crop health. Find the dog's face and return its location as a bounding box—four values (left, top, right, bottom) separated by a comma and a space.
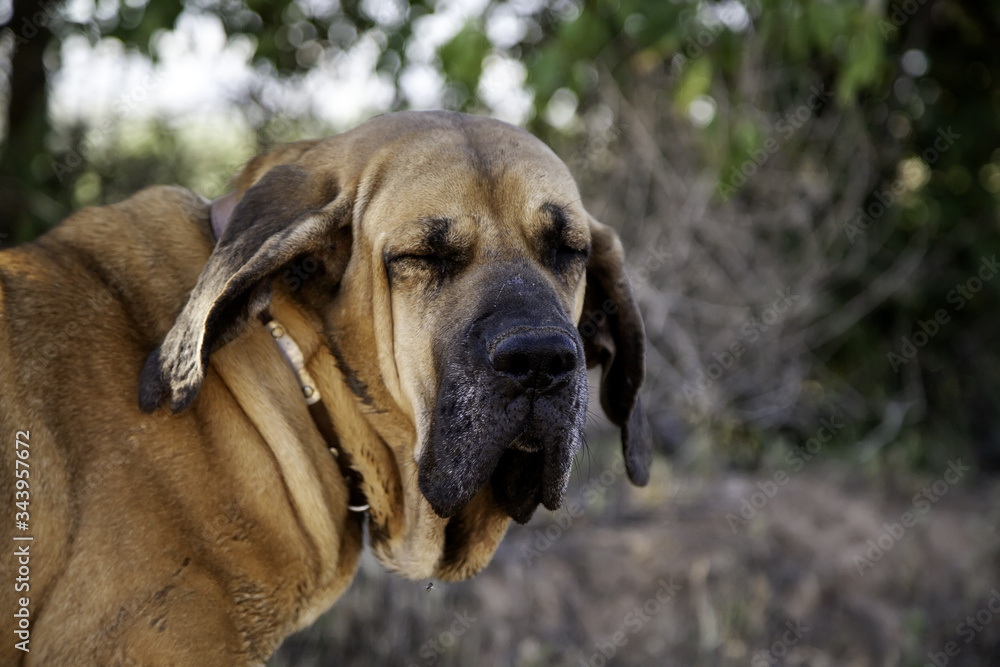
140, 111, 650, 526
353, 128, 592, 523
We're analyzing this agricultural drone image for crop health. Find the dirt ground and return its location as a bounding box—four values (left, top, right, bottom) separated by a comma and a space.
270, 444, 1000, 667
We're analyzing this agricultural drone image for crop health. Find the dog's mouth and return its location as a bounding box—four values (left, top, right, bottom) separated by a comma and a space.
491, 449, 546, 523
490, 436, 579, 524
490, 395, 584, 522
419, 385, 586, 524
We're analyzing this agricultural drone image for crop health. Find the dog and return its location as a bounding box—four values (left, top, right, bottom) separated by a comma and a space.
0, 110, 650, 665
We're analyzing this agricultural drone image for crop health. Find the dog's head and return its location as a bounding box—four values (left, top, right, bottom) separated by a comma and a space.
140, 111, 650, 525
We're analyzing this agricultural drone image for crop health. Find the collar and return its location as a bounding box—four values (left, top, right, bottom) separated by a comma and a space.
262, 314, 370, 513
209, 197, 369, 515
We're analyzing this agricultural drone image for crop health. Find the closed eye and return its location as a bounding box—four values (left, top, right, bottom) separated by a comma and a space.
390, 253, 441, 265
384, 217, 471, 285
552, 243, 589, 272
386, 252, 451, 283
541, 202, 590, 274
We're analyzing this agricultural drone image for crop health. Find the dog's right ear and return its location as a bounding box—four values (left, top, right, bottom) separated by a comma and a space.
139, 162, 352, 414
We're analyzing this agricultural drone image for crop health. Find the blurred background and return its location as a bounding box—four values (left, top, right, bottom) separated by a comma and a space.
3, 0, 1000, 664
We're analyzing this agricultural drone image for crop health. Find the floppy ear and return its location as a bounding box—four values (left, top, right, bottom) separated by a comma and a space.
579, 216, 652, 486
139, 163, 352, 413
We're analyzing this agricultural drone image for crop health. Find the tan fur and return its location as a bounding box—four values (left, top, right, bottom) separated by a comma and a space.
0, 111, 648, 665
1, 186, 362, 665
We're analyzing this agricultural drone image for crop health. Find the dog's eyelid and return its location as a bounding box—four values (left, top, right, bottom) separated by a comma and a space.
548, 225, 590, 267
385, 218, 473, 266
385, 247, 456, 264
551, 245, 590, 275
560, 236, 590, 255
541, 201, 569, 226
391, 253, 439, 264
539, 202, 589, 254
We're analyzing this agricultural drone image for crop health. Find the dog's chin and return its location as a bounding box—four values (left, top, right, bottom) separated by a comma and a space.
419, 436, 577, 524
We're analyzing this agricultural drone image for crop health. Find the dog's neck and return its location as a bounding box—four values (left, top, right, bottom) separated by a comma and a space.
209, 192, 370, 512
261, 315, 371, 513
265, 296, 453, 579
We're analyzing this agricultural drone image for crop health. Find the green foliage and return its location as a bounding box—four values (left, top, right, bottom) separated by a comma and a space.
439, 22, 491, 105
108, 2, 185, 56
835, 13, 887, 104
672, 56, 712, 114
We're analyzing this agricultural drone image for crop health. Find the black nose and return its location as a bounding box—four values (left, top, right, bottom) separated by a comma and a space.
490, 329, 579, 392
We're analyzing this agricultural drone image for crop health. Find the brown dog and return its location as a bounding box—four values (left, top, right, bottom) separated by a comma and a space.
0, 111, 649, 665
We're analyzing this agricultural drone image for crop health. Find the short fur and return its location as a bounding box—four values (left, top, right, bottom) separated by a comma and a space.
0, 111, 649, 665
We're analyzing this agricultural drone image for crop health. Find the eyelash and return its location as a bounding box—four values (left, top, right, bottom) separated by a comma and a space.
392, 254, 449, 281
552, 243, 589, 271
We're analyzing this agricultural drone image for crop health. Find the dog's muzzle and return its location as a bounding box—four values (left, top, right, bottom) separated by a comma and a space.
418, 270, 588, 524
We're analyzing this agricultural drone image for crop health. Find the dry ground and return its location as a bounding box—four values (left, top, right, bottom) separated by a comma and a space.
270, 438, 1000, 667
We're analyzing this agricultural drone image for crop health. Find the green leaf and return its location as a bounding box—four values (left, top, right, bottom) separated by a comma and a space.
526, 47, 569, 110
806, 2, 846, 54
554, 9, 612, 60
836, 14, 886, 104
673, 56, 712, 112
438, 22, 491, 97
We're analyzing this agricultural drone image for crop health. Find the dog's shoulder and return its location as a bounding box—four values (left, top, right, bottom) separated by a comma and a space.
3, 185, 216, 339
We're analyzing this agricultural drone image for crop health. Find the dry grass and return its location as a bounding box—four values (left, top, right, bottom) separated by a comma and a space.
271, 431, 1000, 666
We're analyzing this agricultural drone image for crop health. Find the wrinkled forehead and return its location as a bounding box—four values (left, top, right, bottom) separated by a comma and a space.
360, 125, 586, 247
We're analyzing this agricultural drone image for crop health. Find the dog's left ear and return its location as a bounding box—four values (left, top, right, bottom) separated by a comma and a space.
580, 216, 652, 486
139, 162, 352, 414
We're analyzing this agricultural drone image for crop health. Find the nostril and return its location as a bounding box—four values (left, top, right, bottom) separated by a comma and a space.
494, 349, 533, 378
490, 330, 579, 390
553, 346, 577, 375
